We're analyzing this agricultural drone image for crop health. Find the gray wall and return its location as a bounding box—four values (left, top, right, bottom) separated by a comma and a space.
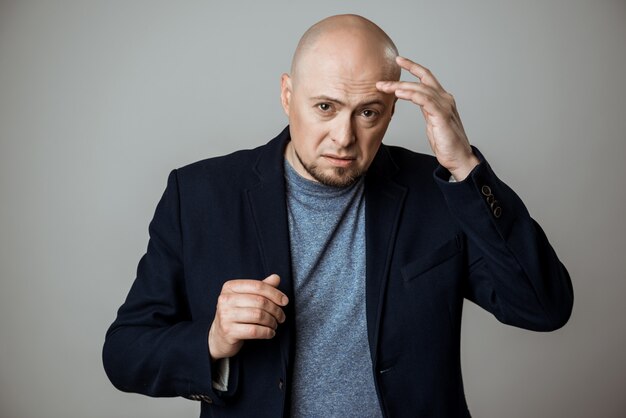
1, 1, 624, 417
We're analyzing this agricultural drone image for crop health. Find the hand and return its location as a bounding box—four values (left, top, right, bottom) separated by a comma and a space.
376, 56, 480, 180
208, 274, 288, 360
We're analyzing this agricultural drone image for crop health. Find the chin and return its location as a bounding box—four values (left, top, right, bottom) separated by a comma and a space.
314, 166, 363, 188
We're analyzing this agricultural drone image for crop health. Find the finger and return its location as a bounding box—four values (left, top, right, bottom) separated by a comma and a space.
220, 293, 286, 323
262, 273, 281, 288
394, 88, 445, 116
395, 56, 443, 90
222, 323, 277, 341
224, 306, 280, 330
223, 277, 289, 306
376, 81, 441, 112
376, 80, 436, 96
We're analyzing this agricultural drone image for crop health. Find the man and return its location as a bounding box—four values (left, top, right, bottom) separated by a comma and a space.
103, 14, 573, 417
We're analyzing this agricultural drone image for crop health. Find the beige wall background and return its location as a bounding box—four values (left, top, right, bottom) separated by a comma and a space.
1, 1, 625, 417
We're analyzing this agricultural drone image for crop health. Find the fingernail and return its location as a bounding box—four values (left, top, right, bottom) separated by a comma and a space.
281, 296, 289, 305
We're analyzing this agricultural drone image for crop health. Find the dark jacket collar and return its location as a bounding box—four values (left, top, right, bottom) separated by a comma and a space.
252, 126, 291, 182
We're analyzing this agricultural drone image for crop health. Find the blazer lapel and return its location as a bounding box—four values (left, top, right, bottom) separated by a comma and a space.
245, 127, 294, 369
245, 127, 294, 297
364, 145, 407, 360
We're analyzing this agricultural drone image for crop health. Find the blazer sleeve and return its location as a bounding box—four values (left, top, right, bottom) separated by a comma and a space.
434, 148, 573, 331
102, 169, 235, 405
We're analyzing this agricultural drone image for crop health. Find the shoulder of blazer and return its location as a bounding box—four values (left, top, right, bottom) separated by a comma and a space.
173, 127, 291, 189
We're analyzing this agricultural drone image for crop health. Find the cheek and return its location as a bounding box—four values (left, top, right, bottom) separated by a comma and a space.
366, 139, 384, 160
290, 128, 327, 160
290, 106, 322, 139
358, 128, 385, 156
294, 118, 328, 149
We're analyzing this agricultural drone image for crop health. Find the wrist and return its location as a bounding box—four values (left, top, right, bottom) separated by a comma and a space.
448, 154, 480, 181
208, 328, 223, 362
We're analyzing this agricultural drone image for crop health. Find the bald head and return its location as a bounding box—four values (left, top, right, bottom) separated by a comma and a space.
280, 15, 401, 188
290, 14, 401, 86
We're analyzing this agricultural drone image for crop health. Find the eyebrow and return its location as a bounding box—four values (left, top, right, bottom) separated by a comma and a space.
310, 95, 387, 109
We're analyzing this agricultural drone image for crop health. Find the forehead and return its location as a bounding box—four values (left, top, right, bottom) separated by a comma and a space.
297, 53, 390, 103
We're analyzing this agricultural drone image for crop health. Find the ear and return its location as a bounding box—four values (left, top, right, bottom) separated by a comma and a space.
280, 73, 292, 117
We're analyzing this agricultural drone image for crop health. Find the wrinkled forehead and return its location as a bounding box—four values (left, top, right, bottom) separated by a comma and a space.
301, 62, 386, 100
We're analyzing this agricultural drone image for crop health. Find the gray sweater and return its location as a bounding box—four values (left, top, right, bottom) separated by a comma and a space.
285, 160, 382, 418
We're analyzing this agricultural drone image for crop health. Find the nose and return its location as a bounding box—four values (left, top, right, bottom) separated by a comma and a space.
330, 115, 356, 147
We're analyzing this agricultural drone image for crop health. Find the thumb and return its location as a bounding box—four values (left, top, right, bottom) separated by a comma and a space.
262, 273, 281, 288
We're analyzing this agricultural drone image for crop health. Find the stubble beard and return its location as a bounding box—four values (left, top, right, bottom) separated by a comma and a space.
294, 150, 363, 188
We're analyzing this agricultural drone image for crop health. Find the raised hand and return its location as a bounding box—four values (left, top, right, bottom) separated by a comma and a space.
376, 56, 480, 180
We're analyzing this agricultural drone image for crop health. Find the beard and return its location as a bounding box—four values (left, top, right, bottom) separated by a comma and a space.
294, 150, 364, 188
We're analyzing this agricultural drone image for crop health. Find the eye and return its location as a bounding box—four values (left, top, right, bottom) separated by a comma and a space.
317, 103, 332, 112
361, 109, 379, 119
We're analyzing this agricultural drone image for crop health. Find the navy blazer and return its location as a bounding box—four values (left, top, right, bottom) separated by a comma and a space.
103, 126, 573, 417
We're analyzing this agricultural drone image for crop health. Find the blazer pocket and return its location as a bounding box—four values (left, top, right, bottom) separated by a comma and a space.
401, 235, 462, 282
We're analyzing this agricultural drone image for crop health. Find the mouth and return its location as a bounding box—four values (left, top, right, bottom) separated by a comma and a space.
323, 154, 357, 167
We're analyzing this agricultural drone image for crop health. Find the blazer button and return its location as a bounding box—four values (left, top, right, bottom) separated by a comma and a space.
278, 379, 284, 391
481, 185, 492, 196
493, 206, 502, 218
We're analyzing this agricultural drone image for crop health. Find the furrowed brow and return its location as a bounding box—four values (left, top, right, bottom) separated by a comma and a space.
309, 96, 387, 109
310, 95, 345, 105
359, 99, 387, 109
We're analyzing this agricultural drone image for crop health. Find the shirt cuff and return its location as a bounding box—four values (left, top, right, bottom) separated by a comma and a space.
211, 357, 230, 392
